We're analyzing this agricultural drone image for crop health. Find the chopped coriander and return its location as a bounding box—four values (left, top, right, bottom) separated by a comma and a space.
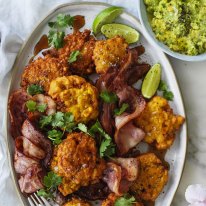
158, 80, 168, 91
48, 30, 65, 49
37, 171, 62, 199
163, 90, 174, 101
36, 103, 47, 113
48, 129, 63, 145
51, 112, 65, 128
39, 115, 53, 128
26, 100, 36, 112
39, 112, 76, 132
27, 84, 44, 95
37, 189, 53, 199
114, 194, 136, 206
68, 50, 80, 63
100, 138, 115, 158
114, 103, 129, 116
26, 100, 47, 113
158, 80, 174, 101
89, 120, 110, 140
48, 14, 74, 29
100, 91, 118, 103
77, 123, 91, 136
89, 120, 115, 157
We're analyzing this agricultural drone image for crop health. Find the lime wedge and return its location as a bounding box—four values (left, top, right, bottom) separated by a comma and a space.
101, 23, 140, 44
92, 6, 123, 35
141, 63, 161, 99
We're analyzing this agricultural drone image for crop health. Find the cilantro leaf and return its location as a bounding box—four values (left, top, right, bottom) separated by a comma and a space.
100, 138, 115, 158
158, 80, 174, 101
48, 129, 63, 145
27, 84, 44, 95
36, 103, 47, 113
51, 112, 65, 128
100, 91, 118, 103
89, 120, 115, 157
48, 14, 74, 29
89, 120, 110, 140
163, 90, 174, 101
43, 171, 62, 189
114, 194, 136, 206
114, 103, 129, 116
63, 112, 76, 132
158, 80, 168, 91
39, 115, 53, 128
77, 123, 91, 136
26, 100, 37, 112
37, 171, 62, 199
48, 30, 65, 49
37, 189, 53, 199
68, 50, 80, 63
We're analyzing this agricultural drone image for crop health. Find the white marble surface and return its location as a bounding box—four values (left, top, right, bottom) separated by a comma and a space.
169, 57, 206, 205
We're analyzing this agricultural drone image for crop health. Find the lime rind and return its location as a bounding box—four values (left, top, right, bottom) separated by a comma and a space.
92, 6, 124, 35
101, 23, 140, 44
141, 63, 161, 99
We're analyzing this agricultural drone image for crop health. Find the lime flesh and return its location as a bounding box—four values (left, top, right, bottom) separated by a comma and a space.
141, 63, 162, 99
101, 23, 140, 44
92, 6, 123, 35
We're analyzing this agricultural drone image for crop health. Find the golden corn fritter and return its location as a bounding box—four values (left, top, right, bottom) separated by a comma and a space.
58, 29, 96, 75
130, 153, 168, 201
64, 197, 92, 206
93, 36, 128, 74
48, 75, 99, 123
135, 96, 185, 150
21, 56, 69, 92
51, 132, 106, 196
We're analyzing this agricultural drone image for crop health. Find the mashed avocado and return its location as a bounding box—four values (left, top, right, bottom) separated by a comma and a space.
144, 0, 206, 55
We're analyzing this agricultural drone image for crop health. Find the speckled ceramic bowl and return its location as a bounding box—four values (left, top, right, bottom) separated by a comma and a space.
138, 0, 206, 61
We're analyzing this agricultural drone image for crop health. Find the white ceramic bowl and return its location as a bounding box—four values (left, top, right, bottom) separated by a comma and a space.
138, 0, 206, 61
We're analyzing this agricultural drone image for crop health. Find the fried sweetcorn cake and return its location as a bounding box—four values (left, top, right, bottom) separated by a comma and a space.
135, 96, 185, 150
93, 36, 128, 74
64, 197, 91, 206
48, 75, 99, 123
51, 132, 106, 196
59, 29, 96, 75
21, 56, 69, 92
101, 193, 143, 206
130, 153, 168, 201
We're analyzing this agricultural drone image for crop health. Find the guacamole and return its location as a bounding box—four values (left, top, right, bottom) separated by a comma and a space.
144, 0, 206, 55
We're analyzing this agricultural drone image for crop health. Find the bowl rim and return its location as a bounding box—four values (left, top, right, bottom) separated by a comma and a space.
138, 0, 206, 62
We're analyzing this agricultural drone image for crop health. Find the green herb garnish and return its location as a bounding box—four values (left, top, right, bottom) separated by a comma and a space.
48, 14, 74, 29
48, 14, 74, 49
114, 194, 136, 206
26, 100, 47, 113
68, 50, 80, 63
100, 91, 118, 103
48, 30, 65, 49
114, 103, 129, 116
37, 171, 62, 199
158, 80, 174, 101
27, 84, 44, 95
48, 129, 63, 145
89, 120, 115, 157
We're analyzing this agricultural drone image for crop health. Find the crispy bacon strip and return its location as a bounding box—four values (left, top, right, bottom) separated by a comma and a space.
18, 164, 44, 193
21, 119, 52, 167
8, 89, 31, 138
103, 158, 139, 195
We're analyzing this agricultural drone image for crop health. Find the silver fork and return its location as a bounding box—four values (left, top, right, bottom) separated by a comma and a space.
28, 193, 53, 206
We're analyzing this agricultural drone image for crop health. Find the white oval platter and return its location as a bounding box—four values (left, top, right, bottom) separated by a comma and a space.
6, 2, 187, 206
